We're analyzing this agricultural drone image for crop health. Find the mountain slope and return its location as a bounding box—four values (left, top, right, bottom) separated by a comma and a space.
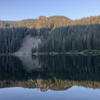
1, 15, 100, 29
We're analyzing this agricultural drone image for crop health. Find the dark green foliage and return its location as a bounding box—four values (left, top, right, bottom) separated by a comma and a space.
0, 27, 28, 53
38, 24, 100, 52
0, 27, 51, 53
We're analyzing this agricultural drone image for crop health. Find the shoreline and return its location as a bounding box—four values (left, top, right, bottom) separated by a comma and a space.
0, 50, 100, 56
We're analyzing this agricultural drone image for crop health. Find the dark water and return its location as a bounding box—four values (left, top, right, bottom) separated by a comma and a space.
0, 55, 100, 100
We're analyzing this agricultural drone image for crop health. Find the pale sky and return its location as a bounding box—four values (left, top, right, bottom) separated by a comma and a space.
0, 0, 100, 20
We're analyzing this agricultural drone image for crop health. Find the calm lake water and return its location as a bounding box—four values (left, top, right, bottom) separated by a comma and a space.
0, 55, 100, 100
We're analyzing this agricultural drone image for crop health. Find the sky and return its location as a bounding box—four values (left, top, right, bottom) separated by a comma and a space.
0, 0, 100, 20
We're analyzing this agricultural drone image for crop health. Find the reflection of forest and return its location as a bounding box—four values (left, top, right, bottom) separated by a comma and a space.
0, 55, 100, 91
0, 79, 100, 91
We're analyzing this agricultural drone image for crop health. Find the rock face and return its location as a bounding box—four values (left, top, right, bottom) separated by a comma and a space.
14, 35, 41, 71
39, 16, 48, 21
14, 35, 41, 56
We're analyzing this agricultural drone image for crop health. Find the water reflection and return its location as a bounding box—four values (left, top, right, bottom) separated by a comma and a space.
0, 87, 100, 100
0, 55, 100, 91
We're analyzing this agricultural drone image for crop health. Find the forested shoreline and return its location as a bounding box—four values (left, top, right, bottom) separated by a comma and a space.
0, 16, 100, 54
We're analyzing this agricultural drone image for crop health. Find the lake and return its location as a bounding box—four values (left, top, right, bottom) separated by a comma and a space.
0, 55, 100, 100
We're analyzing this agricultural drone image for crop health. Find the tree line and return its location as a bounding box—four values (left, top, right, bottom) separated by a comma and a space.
38, 24, 100, 53
0, 24, 100, 53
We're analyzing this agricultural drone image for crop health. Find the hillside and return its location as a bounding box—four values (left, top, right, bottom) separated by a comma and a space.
0, 15, 100, 54
1, 15, 100, 29
0, 16, 71, 29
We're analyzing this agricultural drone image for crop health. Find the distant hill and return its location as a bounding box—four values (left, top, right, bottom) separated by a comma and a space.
1, 15, 100, 29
